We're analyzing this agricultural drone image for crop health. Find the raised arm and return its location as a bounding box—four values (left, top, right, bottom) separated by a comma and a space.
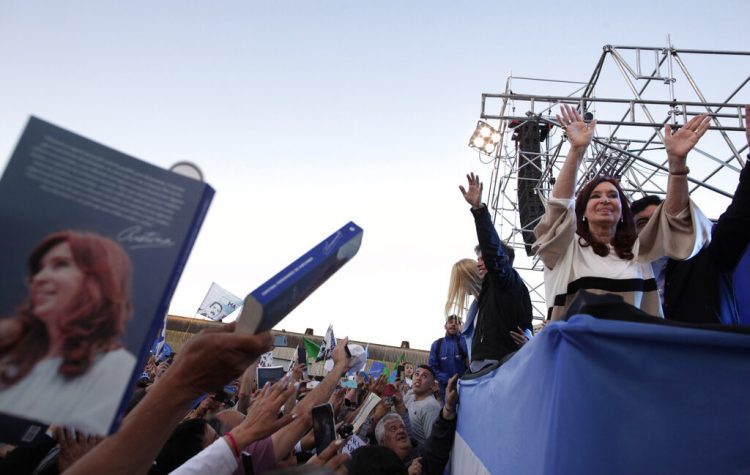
663, 114, 710, 215
552, 104, 596, 199
460, 173, 517, 287
270, 338, 351, 460
237, 360, 259, 414
66, 324, 273, 475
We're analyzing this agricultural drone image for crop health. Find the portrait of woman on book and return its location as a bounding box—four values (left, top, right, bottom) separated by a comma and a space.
0, 230, 136, 434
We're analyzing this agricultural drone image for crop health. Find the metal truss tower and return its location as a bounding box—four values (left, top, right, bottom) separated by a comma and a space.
472, 41, 750, 323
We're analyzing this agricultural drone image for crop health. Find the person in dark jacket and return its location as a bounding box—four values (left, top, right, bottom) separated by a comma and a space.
459, 173, 533, 371
428, 315, 467, 400
630, 106, 750, 324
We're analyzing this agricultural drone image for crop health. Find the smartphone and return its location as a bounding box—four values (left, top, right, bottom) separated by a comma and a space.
297, 346, 307, 364
312, 403, 337, 455
397, 365, 405, 381
241, 452, 255, 475
213, 390, 230, 405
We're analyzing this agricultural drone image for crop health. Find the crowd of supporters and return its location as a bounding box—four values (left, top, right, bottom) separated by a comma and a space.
1, 105, 748, 474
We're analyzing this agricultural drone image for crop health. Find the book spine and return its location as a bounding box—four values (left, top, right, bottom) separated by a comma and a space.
109, 185, 214, 434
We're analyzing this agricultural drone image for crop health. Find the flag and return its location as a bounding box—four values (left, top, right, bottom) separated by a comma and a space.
259, 351, 274, 368
303, 337, 321, 365
369, 361, 385, 379
316, 324, 336, 362
362, 343, 369, 372
150, 314, 172, 361
196, 282, 243, 321
389, 353, 405, 383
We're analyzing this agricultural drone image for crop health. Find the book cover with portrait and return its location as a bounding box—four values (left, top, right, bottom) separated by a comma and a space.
0, 117, 214, 441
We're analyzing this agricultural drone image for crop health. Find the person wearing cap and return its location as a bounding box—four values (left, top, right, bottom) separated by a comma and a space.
403, 365, 441, 447
428, 315, 468, 400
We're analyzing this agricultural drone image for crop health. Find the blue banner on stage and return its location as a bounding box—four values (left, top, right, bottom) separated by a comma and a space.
453, 315, 750, 474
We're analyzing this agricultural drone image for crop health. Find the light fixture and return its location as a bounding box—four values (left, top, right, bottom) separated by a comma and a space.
468, 121, 501, 156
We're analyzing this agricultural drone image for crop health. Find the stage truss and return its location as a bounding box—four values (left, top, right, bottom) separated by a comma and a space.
473, 41, 750, 322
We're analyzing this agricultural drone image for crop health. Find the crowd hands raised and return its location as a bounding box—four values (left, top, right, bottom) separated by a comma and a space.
2, 105, 748, 474
1, 321, 461, 474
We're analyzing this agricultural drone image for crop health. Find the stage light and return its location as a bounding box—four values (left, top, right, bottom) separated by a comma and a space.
468, 120, 501, 156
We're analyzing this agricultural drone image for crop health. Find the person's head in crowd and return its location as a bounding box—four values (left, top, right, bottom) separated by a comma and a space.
403, 362, 414, 379
444, 314, 461, 336
412, 365, 436, 398
209, 408, 245, 434
151, 418, 218, 474
0, 230, 133, 387
630, 195, 663, 233
154, 359, 171, 380
374, 413, 412, 462
445, 258, 482, 322
350, 444, 408, 474
575, 176, 637, 259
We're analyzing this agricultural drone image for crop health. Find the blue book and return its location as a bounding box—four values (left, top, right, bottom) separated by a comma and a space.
236, 222, 363, 334
0, 117, 213, 440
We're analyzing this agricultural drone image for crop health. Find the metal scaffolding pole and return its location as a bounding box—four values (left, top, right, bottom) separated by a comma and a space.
469, 43, 749, 322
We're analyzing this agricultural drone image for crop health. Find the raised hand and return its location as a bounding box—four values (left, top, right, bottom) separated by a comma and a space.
161, 323, 273, 397
291, 362, 305, 382
664, 114, 710, 171
331, 387, 347, 416
229, 375, 296, 447
54, 427, 103, 472
306, 439, 349, 474
408, 457, 423, 475
371, 374, 388, 397
442, 374, 459, 420
459, 172, 483, 209
557, 104, 596, 149
332, 337, 351, 369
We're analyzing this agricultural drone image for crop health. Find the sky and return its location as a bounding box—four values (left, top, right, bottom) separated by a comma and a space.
1, 1, 748, 350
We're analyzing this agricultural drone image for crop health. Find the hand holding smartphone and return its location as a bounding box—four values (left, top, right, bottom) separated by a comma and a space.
312, 403, 337, 455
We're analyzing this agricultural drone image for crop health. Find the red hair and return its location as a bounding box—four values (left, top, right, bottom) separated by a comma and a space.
0, 231, 132, 386
574, 176, 637, 260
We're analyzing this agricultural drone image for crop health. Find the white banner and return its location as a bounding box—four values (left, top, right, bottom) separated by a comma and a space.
316, 324, 336, 362
196, 282, 243, 321
258, 351, 275, 368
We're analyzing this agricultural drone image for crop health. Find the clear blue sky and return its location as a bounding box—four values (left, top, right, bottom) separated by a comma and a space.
1, 1, 748, 349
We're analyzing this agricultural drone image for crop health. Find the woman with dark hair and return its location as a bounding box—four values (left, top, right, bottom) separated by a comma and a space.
0, 230, 136, 433
533, 105, 711, 321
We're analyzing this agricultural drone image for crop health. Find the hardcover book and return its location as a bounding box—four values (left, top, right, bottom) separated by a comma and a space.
236, 221, 363, 334
0, 117, 214, 440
